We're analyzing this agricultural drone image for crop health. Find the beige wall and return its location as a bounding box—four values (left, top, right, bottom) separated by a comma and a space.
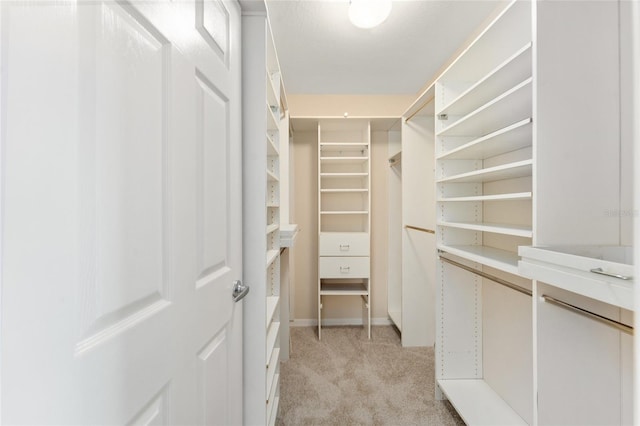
290, 129, 389, 324
288, 94, 414, 118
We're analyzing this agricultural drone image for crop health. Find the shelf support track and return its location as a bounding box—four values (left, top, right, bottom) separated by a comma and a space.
542, 295, 633, 335
439, 255, 532, 297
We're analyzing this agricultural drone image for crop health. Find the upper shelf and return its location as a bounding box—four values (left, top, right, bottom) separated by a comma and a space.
437, 118, 532, 160
438, 43, 532, 117
437, 78, 532, 137
437, 159, 532, 184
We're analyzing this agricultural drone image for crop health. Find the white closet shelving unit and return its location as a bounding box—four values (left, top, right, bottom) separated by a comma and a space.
424, 0, 633, 424
433, 1, 533, 424
317, 119, 371, 340
242, 8, 286, 425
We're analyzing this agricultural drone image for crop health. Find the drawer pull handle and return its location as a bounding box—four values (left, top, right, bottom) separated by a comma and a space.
339, 244, 350, 251
340, 266, 351, 273
590, 267, 632, 281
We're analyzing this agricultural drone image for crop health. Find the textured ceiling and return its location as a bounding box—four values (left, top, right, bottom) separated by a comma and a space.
266, 0, 504, 95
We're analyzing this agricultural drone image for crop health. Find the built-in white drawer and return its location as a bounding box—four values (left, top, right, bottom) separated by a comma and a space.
319, 256, 370, 278
319, 232, 369, 256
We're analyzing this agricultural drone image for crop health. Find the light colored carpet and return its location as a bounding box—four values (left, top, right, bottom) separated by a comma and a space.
276, 326, 465, 425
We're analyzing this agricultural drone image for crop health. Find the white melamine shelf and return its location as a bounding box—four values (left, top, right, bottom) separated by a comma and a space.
266, 249, 279, 268
266, 320, 280, 361
388, 310, 402, 331
266, 347, 280, 391
320, 189, 368, 193
320, 211, 369, 215
437, 159, 532, 184
320, 172, 368, 178
438, 192, 532, 202
267, 202, 280, 208
438, 43, 532, 117
320, 283, 369, 295
437, 118, 532, 160
438, 379, 527, 426
437, 78, 532, 137
267, 134, 279, 156
438, 221, 533, 238
438, 244, 520, 275
266, 223, 279, 235
266, 103, 279, 132
267, 395, 279, 426
266, 169, 279, 182
266, 73, 279, 111
266, 296, 279, 326
320, 142, 368, 151
320, 156, 369, 164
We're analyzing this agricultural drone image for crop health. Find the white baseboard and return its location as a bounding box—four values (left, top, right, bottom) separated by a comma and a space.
291, 317, 393, 327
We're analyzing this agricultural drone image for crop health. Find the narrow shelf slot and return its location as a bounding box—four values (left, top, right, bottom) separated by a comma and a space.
266, 249, 279, 268
438, 244, 520, 275
266, 223, 279, 235
320, 282, 369, 295
320, 211, 369, 215
438, 43, 533, 117
267, 134, 279, 156
437, 118, 532, 160
438, 221, 532, 238
437, 159, 532, 184
320, 172, 369, 178
320, 157, 369, 164
437, 78, 532, 137
267, 102, 279, 132
320, 189, 368, 193
438, 192, 532, 202
266, 347, 280, 392
266, 296, 279, 326
438, 379, 527, 426
267, 169, 279, 182
265, 320, 280, 361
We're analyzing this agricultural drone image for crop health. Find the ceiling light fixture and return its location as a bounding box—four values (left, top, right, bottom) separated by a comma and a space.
348, 0, 392, 29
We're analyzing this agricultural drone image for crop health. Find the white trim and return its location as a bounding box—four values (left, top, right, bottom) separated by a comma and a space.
292, 317, 393, 327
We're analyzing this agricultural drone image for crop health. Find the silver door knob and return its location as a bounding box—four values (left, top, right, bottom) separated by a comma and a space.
232, 280, 249, 302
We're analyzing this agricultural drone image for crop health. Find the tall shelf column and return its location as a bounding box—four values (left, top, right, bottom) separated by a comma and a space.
317, 119, 371, 340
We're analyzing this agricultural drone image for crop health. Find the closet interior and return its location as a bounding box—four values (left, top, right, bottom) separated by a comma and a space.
265, 0, 635, 424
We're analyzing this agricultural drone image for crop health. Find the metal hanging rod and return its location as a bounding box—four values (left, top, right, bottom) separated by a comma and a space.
439, 255, 532, 297
404, 225, 435, 234
404, 95, 435, 123
542, 295, 634, 335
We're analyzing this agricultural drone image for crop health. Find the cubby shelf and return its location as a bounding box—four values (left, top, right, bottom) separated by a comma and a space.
438, 221, 532, 238
267, 134, 279, 156
437, 43, 532, 117
437, 78, 532, 137
266, 296, 279, 326
266, 223, 279, 235
437, 159, 532, 184
319, 283, 369, 295
438, 192, 532, 202
436, 118, 532, 160
320, 189, 368, 193
320, 211, 369, 215
319, 157, 369, 164
265, 320, 280, 361
320, 172, 369, 178
267, 103, 279, 131
266, 169, 279, 182
266, 249, 279, 268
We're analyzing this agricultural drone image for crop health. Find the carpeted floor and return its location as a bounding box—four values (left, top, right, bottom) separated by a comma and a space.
276, 326, 465, 425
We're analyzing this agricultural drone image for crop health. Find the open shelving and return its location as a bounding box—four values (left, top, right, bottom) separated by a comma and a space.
433, 1, 534, 424
317, 119, 371, 340
242, 14, 285, 425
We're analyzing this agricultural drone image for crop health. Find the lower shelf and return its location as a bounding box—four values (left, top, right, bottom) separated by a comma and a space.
438, 244, 519, 275
388, 310, 402, 331
320, 282, 368, 296
438, 379, 527, 426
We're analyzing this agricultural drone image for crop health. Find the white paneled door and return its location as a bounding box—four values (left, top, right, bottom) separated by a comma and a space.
0, 0, 243, 424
